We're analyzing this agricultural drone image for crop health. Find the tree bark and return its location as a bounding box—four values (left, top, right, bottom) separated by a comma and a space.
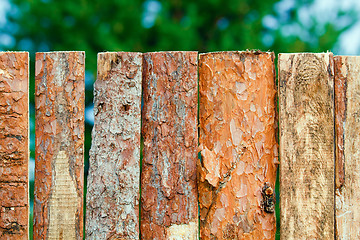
34, 52, 85, 240
334, 56, 360, 239
141, 51, 198, 240
279, 53, 334, 239
0, 52, 29, 239
86, 52, 142, 239
198, 51, 277, 239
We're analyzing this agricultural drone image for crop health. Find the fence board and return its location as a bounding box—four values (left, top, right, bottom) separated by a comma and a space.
86, 52, 142, 239
279, 53, 334, 239
0, 52, 29, 239
198, 51, 277, 239
335, 56, 360, 239
34, 52, 85, 239
141, 51, 198, 239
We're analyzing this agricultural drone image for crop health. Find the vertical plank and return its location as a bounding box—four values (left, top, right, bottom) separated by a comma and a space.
335, 56, 360, 239
279, 53, 334, 239
0, 52, 29, 239
34, 52, 85, 239
141, 51, 198, 239
198, 51, 278, 239
86, 52, 142, 239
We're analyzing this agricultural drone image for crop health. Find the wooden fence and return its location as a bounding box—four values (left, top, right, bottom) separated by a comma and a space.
0, 51, 358, 239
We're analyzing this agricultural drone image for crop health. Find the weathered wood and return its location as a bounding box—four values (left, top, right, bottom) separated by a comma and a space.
0, 52, 29, 239
198, 51, 278, 239
279, 53, 334, 239
86, 52, 142, 239
335, 56, 360, 239
141, 51, 198, 239
34, 52, 85, 240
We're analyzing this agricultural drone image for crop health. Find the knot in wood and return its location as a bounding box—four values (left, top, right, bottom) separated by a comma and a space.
262, 182, 275, 213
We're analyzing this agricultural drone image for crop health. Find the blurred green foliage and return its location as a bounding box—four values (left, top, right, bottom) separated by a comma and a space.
0, 0, 356, 239
2, 0, 356, 77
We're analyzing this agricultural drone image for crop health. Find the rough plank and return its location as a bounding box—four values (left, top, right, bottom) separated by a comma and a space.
0, 52, 29, 239
279, 53, 334, 239
141, 51, 198, 239
86, 52, 142, 239
33, 52, 85, 240
335, 56, 360, 239
198, 51, 278, 239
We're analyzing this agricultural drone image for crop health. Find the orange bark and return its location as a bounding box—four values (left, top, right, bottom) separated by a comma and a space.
34, 52, 85, 239
198, 51, 277, 239
0, 52, 29, 239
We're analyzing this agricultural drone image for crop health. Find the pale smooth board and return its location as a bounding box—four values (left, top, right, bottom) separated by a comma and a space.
335, 56, 360, 240
86, 52, 142, 239
279, 53, 334, 239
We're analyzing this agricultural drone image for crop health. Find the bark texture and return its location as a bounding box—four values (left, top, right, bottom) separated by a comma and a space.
86, 52, 142, 239
279, 53, 334, 239
198, 51, 277, 239
0, 52, 29, 239
335, 56, 360, 239
141, 51, 198, 240
34, 52, 85, 240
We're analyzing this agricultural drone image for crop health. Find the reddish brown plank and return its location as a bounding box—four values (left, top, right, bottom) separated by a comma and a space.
141, 51, 198, 239
34, 52, 85, 240
198, 51, 277, 239
86, 52, 142, 239
0, 52, 29, 240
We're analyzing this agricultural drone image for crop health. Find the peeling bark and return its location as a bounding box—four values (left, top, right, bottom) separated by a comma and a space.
335, 56, 360, 239
34, 52, 85, 240
279, 53, 334, 239
198, 51, 277, 239
0, 52, 29, 240
141, 51, 198, 240
335, 57, 346, 191
86, 52, 142, 239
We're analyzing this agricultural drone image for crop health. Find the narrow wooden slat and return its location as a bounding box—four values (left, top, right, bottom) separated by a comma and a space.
34, 52, 85, 239
86, 52, 142, 239
0, 52, 29, 239
141, 51, 198, 239
279, 53, 334, 239
335, 56, 360, 239
198, 51, 278, 239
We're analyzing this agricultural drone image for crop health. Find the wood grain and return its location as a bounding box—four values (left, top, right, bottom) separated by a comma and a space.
141, 51, 198, 239
86, 52, 142, 239
335, 56, 360, 239
279, 53, 334, 239
198, 51, 278, 239
34, 52, 85, 240
0, 52, 29, 239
